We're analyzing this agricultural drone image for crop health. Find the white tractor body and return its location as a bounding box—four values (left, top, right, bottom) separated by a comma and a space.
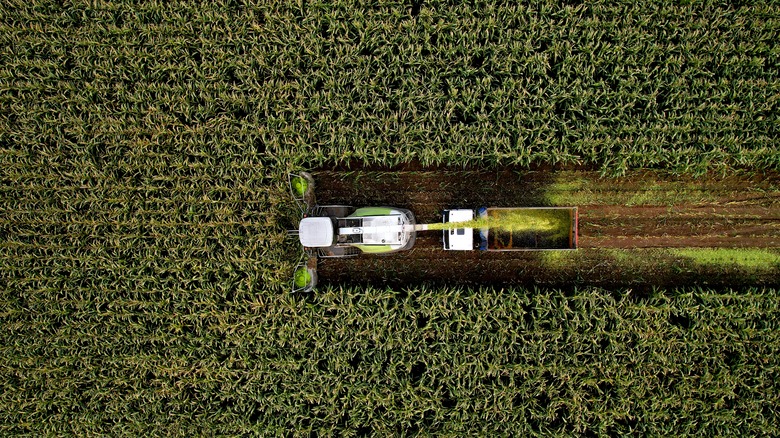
299, 217, 335, 247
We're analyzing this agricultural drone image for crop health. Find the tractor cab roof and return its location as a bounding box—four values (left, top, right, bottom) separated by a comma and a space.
299, 217, 334, 247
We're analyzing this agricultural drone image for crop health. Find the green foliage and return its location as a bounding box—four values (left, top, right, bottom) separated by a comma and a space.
3, 1, 779, 176
2, 0, 780, 435
3, 278, 780, 435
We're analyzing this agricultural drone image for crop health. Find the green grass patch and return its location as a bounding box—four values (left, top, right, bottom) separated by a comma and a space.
625, 187, 719, 206
673, 249, 780, 270
540, 249, 577, 268
544, 175, 722, 206
544, 177, 590, 205
606, 248, 637, 264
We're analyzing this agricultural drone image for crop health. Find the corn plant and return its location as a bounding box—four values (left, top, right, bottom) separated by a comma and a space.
2, 0, 780, 435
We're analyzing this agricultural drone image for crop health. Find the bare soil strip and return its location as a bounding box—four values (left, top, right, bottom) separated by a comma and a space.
312, 169, 780, 288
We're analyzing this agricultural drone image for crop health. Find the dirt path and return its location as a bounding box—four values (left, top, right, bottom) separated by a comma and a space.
311, 169, 780, 288
580, 205, 780, 248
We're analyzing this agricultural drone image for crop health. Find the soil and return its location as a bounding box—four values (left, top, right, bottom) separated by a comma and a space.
311, 169, 780, 290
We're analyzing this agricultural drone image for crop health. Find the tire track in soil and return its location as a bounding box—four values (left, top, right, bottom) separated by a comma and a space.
311, 169, 780, 288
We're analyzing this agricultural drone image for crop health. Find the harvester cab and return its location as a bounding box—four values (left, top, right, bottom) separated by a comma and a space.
297, 207, 417, 257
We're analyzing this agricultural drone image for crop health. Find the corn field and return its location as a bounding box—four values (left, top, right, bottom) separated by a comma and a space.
2, 0, 780, 435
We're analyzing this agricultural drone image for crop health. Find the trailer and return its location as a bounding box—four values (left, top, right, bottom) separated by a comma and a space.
443, 207, 578, 251
288, 172, 578, 292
